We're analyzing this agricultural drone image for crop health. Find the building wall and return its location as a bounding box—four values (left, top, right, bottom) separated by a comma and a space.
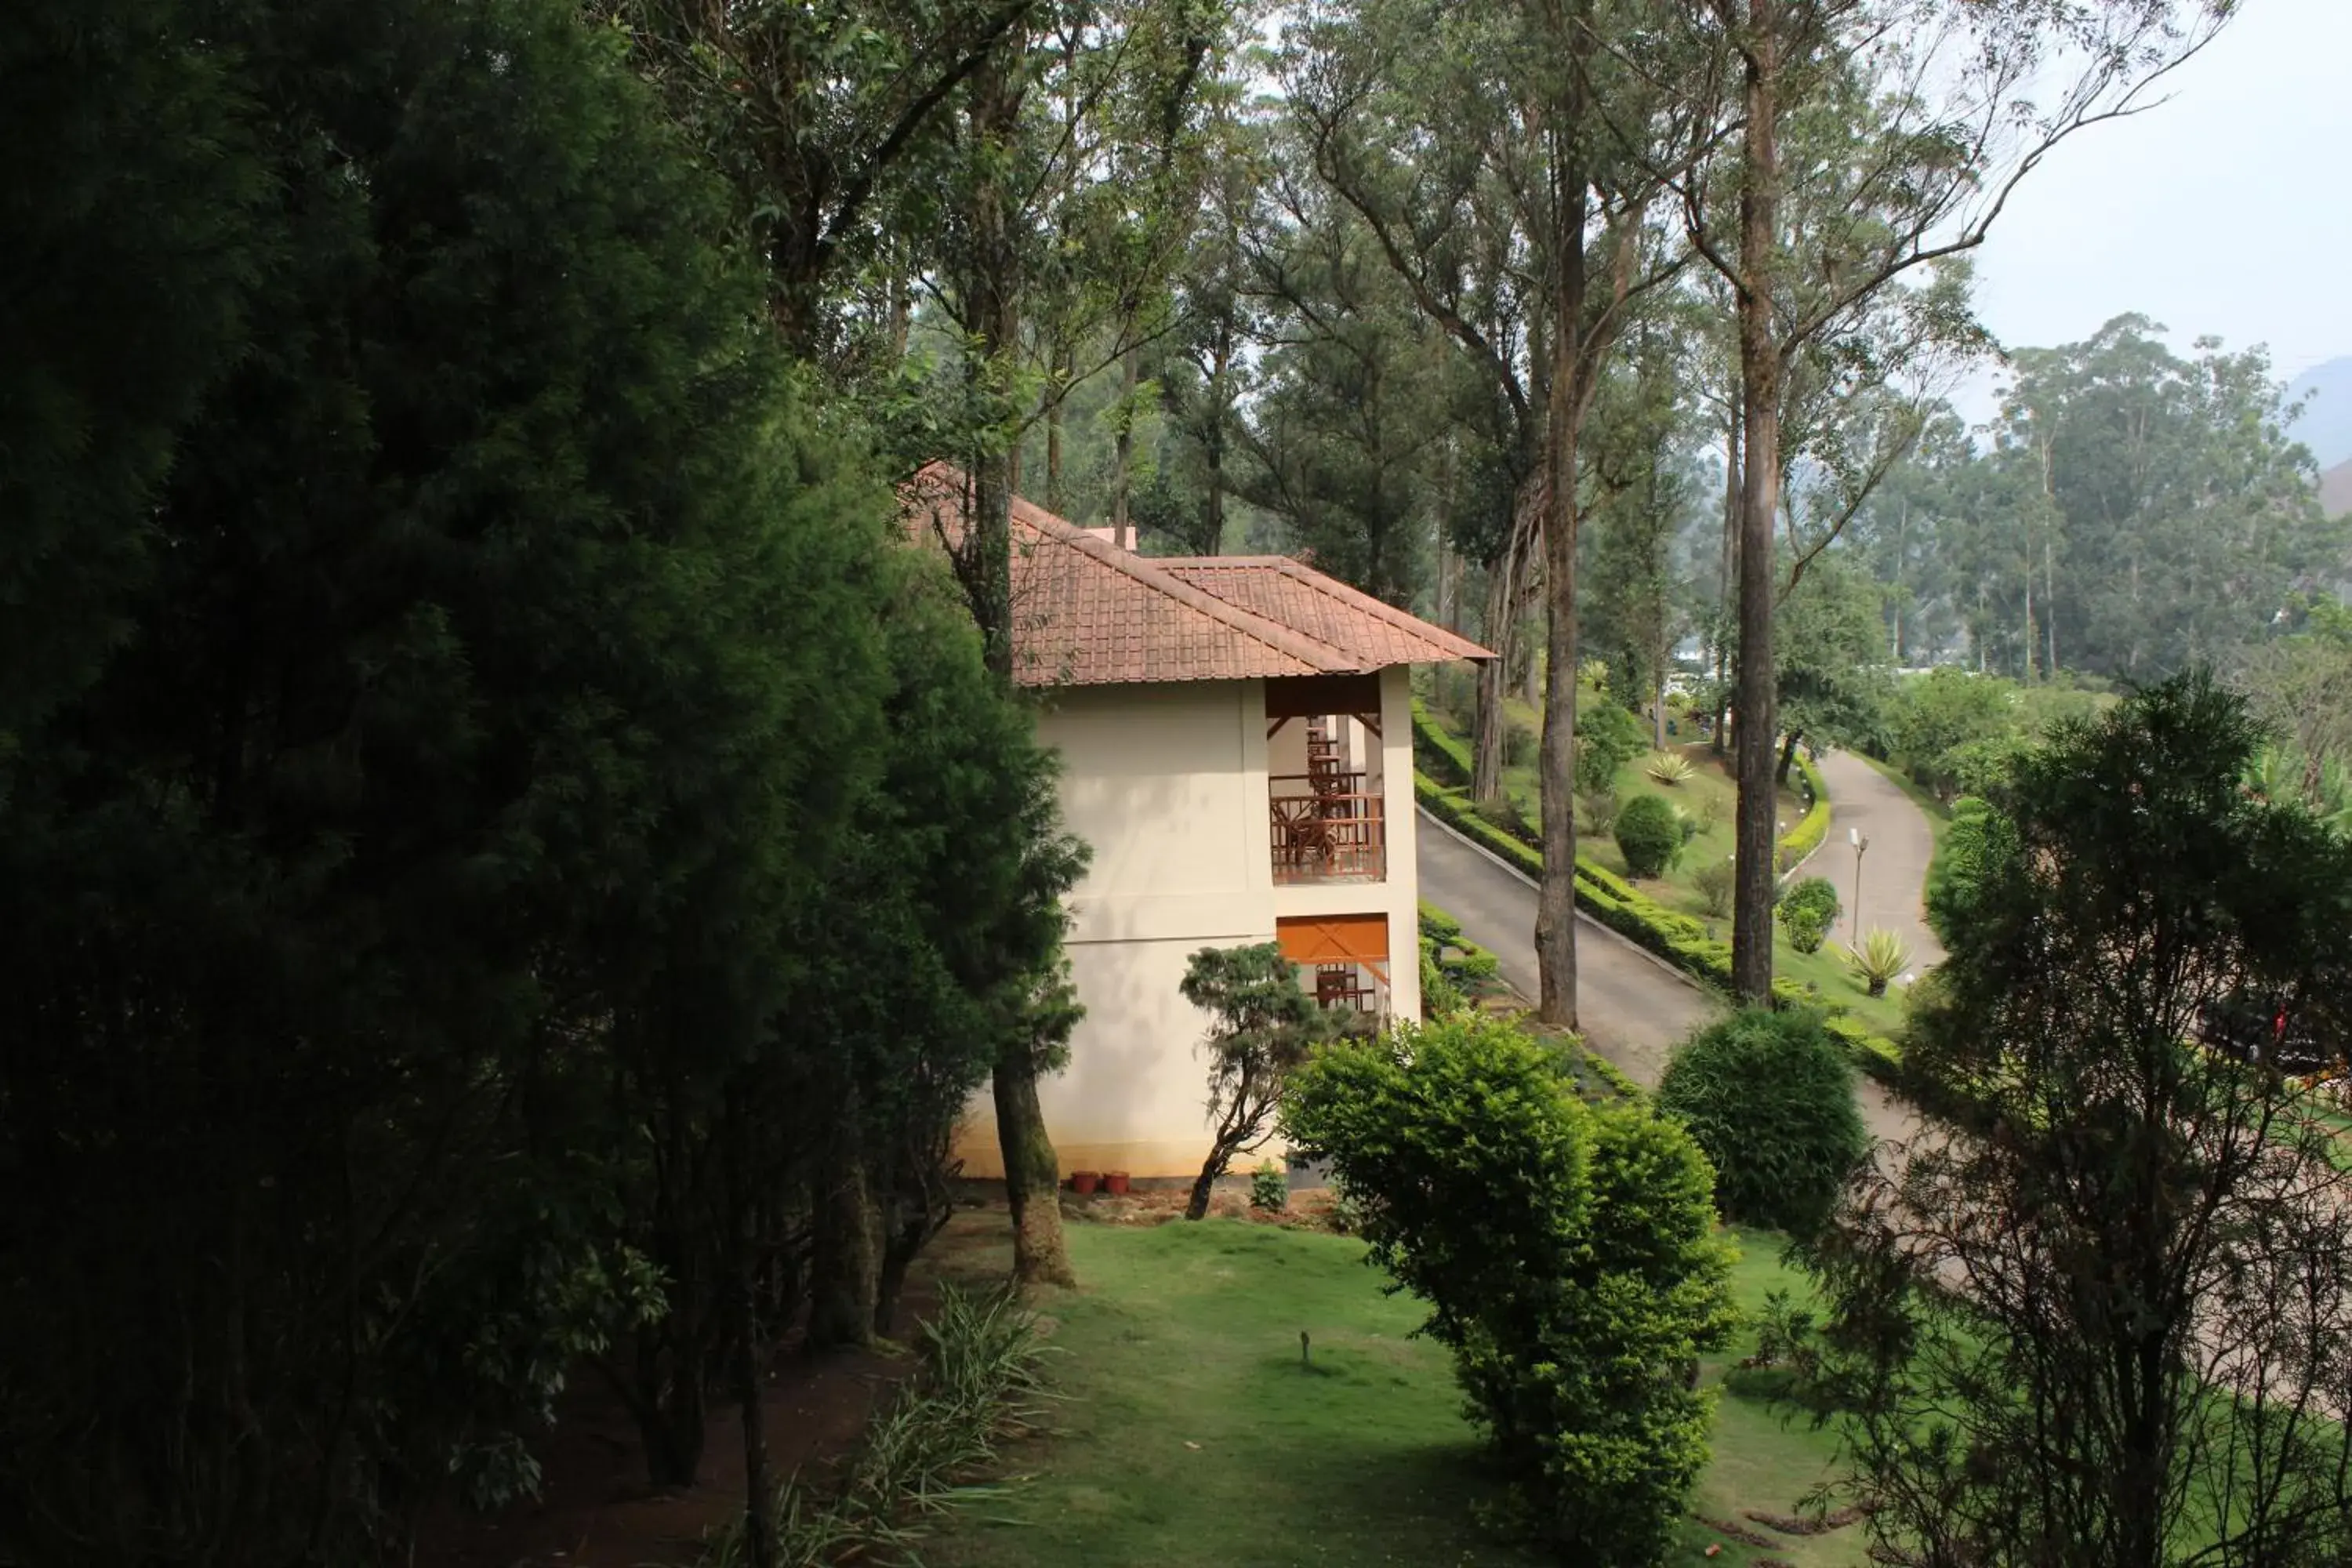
954, 666, 1425, 1180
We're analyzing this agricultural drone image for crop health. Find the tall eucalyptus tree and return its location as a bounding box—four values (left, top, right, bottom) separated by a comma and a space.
1663, 0, 2237, 1001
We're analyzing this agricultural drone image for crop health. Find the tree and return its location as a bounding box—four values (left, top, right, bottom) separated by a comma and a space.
1, 0, 908, 1555
1582, 324, 1700, 750
0, 0, 263, 765
1176, 944, 1338, 1221
2236, 593, 2352, 807
1290, 0, 1704, 1028
1283, 1014, 1734, 1562
1813, 673, 2352, 1567
593, 0, 1041, 361
1666, 0, 2235, 1003
1771, 553, 1889, 779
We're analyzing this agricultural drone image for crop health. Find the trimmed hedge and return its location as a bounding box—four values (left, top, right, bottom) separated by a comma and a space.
1780, 750, 1832, 873
1416, 772, 1904, 1083
1613, 793, 1683, 878
1411, 697, 1475, 789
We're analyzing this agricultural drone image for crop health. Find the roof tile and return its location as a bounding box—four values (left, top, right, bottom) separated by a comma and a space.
903, 464, 1494, 688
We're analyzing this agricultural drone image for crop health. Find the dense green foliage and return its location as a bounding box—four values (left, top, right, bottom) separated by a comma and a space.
1284, 1014, 1735, 1563
1776, 877, 1841, 955
1613, 793, 1686, 879
1577, 700, 1652, 795
1922, 797, 2008, 945
1849, 318, 2343, 682
1657, 1010, 1867, 1238
0, 2, 1080, 1558
1177, 943, 1338, 1220
1817, 673, 2352, 1566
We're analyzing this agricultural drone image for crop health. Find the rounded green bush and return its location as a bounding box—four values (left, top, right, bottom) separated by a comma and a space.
1776, 876, 1841, 954
1613, 793, 1683, 879
1656, 1007, 1869, 1237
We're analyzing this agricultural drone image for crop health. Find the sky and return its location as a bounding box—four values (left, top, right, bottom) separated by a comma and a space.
1956, 0, 2352, 420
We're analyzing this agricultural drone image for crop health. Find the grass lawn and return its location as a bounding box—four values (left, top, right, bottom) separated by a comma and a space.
1773, 938, 1912, 1039
927, 1216, 1871, 1568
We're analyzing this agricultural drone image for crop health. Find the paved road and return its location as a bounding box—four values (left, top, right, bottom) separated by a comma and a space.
1417, 808, 1717, 1087
1810, 750, 1947, 972
1417, 805, 1920, 1148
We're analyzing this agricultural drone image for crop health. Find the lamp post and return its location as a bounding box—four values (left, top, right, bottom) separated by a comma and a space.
1849, 826, 1870, 939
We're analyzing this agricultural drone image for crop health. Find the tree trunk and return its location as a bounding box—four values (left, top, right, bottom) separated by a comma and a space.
1729, 2, 1784, 1006
963, 32, 1073, 1291
1205, 325, 1230, 554
1472, 556, 1516, 801
993, 1041, 1075, 1287
1654, 662, 1668, 752
1112, 343, 1138, 548
727, 1094, 777, 1568
1713, 380, 1740, 757
806, 1076, 877, 1350
1776, 730, 1799, 787
1047, 340, 1071, 517
1534, 169, 1590, 1030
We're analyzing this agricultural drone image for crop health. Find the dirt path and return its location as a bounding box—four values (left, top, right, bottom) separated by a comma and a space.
1416, 806, 1920, 1149
1811, 750, 1947, 972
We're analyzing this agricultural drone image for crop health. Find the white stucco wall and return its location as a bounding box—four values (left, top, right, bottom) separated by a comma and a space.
955, 668, 1426, 1180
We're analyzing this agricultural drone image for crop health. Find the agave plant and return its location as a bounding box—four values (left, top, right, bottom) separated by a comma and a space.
1842, 928, 1911, 998
1645, 750, 1696, 786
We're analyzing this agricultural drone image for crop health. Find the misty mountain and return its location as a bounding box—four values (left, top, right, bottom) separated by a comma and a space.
2287, 358, 2352, 470
2321, 459, 2352, 520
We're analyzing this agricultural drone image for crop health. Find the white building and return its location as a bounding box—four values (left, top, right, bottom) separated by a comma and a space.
907, 466, 1493, 1179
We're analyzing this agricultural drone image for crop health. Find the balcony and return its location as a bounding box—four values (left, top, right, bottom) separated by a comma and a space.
1269, 768, 1386, 883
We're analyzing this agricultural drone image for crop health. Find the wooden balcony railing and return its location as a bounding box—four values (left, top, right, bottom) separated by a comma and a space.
1270, 771, 1385, 883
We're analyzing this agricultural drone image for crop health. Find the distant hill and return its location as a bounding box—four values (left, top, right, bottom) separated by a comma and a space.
2287, 358, 2352, 470
2322, 458, 2352, 519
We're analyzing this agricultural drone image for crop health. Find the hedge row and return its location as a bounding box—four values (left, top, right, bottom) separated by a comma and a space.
1412, 699, 1828, 872
1411, 697, 1475, 789
1415, 774, 1902, 1082
1782, 750, 1832, 873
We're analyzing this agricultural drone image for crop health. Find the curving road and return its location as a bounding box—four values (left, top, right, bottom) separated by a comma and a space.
1416, 808, 1717, 1087
1809, 750, 1947, 973
1417, 804, 1919, 1146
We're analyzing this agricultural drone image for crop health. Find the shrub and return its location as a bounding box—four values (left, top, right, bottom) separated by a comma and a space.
1283, 1016, 1733, 1563
1249, 1160, 1288, 1212
1504, 715, 1539, 769
1178, 945, 1337, 1220
1576, 700, 1650, 794
1843, 928, 1911, 997
1410, 698, 1474, 788
1475, 791, 1532, 840
1925, 797, 2013, 946
1693, 858, 1736, 918
1780, 750, 1834, 866
1645, 750, 1696, 786
1777, 876, 1841, 955
1575, 788, 1619, 836
1656, 1007, 1869, 1238
1613, 793, 1684, 879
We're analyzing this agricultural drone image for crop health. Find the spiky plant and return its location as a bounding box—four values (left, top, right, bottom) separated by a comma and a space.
1645, 750, 1696, 786
1842, 928, 1911, 997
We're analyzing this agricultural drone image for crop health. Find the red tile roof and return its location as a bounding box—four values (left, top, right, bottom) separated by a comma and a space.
903, 464, 1494, 688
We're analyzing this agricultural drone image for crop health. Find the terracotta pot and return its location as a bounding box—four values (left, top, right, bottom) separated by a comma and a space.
1069, 1170, 1102, 1195
1102, 1171, 1131, 1196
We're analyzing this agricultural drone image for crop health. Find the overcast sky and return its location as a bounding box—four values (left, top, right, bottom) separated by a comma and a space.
1960, 0, 2350, 416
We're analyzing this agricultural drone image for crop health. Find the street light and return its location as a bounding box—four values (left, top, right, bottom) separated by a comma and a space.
1849, 826, 1870, 938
